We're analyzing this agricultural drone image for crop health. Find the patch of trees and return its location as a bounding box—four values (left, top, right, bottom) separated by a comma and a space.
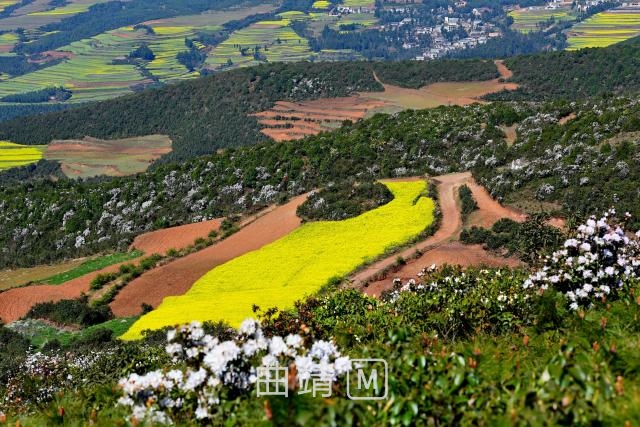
128, 43, 155, 61
301, 23, 425, 60
371, 58, 498, 88
461, 216, 564, 262
0, 325, 30, 383
297, 180, 393, 221
0, 103, 72, 122
448, 29, 567, 60
458, 184, 478, 219
176, 45, 206, 71
25, 296, 113, 327
0, 86, 72, 103
133, 23, 155, 35
0, 55, 62, 77
486, 36, 640, 100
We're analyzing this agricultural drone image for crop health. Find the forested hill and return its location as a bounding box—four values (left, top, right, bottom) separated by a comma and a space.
2, 97, 640, 268
0, 60, 497, 162
489, 36, 640, 101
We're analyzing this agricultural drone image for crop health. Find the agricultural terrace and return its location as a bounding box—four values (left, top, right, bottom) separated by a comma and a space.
206, 16, 312, 70
342, 0, 375, 9
0, 0, 114, 31
0, 31, 18, 53
44, 135, 172, 178
0, 140, 44, 170
121, 180, 435, 339
312, 0, 331, 10
509, 6, 576, 33
0, 0, 18, 13
0, 4, 275, 101
566, 8, 640, 50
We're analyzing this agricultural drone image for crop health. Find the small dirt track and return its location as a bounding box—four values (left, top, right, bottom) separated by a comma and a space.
350, 172, 470, 287
353, 172, 533, 297
110, 194, 308, 317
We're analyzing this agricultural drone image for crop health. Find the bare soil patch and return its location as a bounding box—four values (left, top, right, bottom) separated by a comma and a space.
603, 130, 640, 147
0, 260, 130, 323
110, 194, 308, 317
364, 242, 522, 297
45, 134, 172, 178
130, 218, 223, 255
500, 124, 518, 146
465, 181, 526, 228
559, 112, 577, 125
253, 97, 387, 142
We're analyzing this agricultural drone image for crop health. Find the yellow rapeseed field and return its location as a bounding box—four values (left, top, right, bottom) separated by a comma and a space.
121, 180, 435, 340
0, 141, 44, 170
567, 10, 640, 50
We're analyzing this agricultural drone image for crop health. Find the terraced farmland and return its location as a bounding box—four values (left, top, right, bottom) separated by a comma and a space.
44, 134, 173, 178
121, 180, 435, 339
206, 17, 313, 69
0, 4, 276, 102
0, 0, 114, 31
566, 8, 640, 50
509, 6, 576, 33
0, 140, 44, 170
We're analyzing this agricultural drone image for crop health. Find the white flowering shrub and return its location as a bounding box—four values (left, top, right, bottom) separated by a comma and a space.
118, 319, 351, 425
524, 210, 640, 310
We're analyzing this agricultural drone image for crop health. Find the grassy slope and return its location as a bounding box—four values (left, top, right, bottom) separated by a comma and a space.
42, 251, 143, 285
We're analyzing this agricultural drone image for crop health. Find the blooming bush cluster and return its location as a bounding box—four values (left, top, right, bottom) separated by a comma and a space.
524, 210, 640, 309
381, 266, 535, 338
118, 319, 351, 425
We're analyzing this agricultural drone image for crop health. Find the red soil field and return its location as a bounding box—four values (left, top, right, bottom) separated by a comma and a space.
109, 194, 308, 317
0, 261, 127, 324
465, 181, 526, 228
253, 97, 388, 142
130, 219, 222, 255
364, 242, 521, 297
255, 60, 518, 142
0, 216, 224, 322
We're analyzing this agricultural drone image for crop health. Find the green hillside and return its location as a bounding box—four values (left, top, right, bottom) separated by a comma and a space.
0, 59, 497, 160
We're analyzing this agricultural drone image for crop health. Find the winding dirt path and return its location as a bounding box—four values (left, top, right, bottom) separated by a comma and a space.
494, 59, 513, 80
110, 194, 308, 317
350, 172, 470, 287
354, 172, 532, 297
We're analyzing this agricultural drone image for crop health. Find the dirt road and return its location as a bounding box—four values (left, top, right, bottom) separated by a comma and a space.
352, 172, 532, 297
